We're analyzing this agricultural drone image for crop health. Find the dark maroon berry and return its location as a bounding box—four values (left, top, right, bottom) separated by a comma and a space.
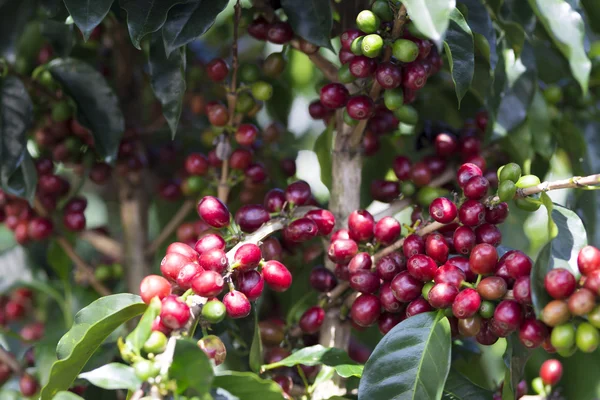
185, 153, 209, 176
261, 237, 283, 261
503, 250, 532, 279
223, 290, 252, 318
309, 100, 329, 119
235, 204, 270, 232
335, 263, 350, 281
305, 209, 336, 236
393, 156, 411, 181
452, 288, 481, 319
474, 223, 501, 246
63, 211, 86, 232
469, 243, 497, 275
66, 197, 88, 214
370, 180, 400, 203
349, 252, 373, 274
328, 239, 358, 263
280, 158, 296, 177
236, 270, 264, 301
407, 254, 437, 281
310, 266, 338, 292
463, 176, 489, 200
299, 306, 325, 334
339, 49, 355, 64
423, 155, 447, 175
341, 29, 363, 50
198, 196, 230, 228
374, 217, 401, 245
456, 163, 483, 188
160, 295, 190, 329
476, 319, 499, 345
320, 83, 350, 109
285, 180, 311, 205
248, 17, 269, 40
349, 56, 376, 78
284, 217, 319, 242
245, 163, 268, 183
459, 199, 486, 227
493, 300, 523, 332
434, 133, 458, 157
410, 162, 432, 186
350, 270, 381, 294
513, 276, 532, 304
262, 260, 292, 292
402, 63, 427, 90
403, 234, 425, 258
460, 136, 481, 157
347, 95, 374, 120
378, 312, 403, 334
192, 270, 225, 297
391, 271, 424, 302
348, 209, 374, 242
544, 268, 576, 299
406, 297, 433, 317
428, 283, 459, 308
429, 197, 457, 224
206, 58, 229, 82
267, 21, 293, 44
434, 263, 465, 288
375, 62, 402, 89
374, 255, 402, 282
264, 188, 286, 212
453, 226, 476, 255
351, 294, 381, 327
194, 234, 226, 255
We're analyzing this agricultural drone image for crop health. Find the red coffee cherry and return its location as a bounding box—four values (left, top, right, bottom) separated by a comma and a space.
578, 245, 600, 276
309, 100, 329, 119
264, 188, 286, 213
160, 295, 191, 329
185, 153, 209, 176
540, 359, 563, 386
391, 271, 424, 302
328, 239, 358, 263
425, 233, 449, 264
463, 176, 490, 200
567, 288, 596, 316
456, 163, 483, 188
493, 300, 523, 333
350, 270, 381, 294
267, 21, 293, 44
233, 243, 262, 271
235, 123, 258, 146
429, 197, 457, 224
349, 56, 377, 78
207, 103, 229, 126
223, 290, 252, 318
402, 62, 427, 90
374, 217, 401, 245
299, 306, 325, 334
503, 250, 532, 279
28, 217, 53, 240
348, 209, 375, 242
245, 162, 268, 183
393, 156, 411, 181
236, 270, 264, 301
459, 200, 486, 227
544, 268, 577, 299
229, 148, 253, 170
378, 312, 403, 334
375, 62, 402, 89
248, 16, 269, 40
406, 297, 434, 317
475, 223, 502, 246
403, 234, 425, 258
176, 262, 203, 289
513, 276, 532, 304
197, 196, 230, 228
475, 319, 499, 346
380, 282, 405, 313
347, 95, 374, 120
140, 275, 172, 304
285, 180, 311, 205
161, 252, 191, 281
194, 234, 226, 255
305, 209, 336, 236
428, 283, 459, 308
151, 316, 172, 335
349, 252, 373, 274
434, 132, 458, 156
453, 226, 476, 255
262, 260, 292, 292
284, 217, 319, 242
166, 242, 199, 262
339, 49, 355, 64
331, 228, 350, 242
198, 248, 228, 274
434, 263, 465, 288
469, 243, 498, 275
584, 269, 600, 294
309, 266, 337, 292
407, 254, 438, 282
370, 180, 400, 203
63, 211, 86, 232
320, 83, 350, 109
351, 294, 381, 327
192, 270, 224, 297
341, 29, 363, 50
65, 197, 87, 213
409, 161, 432, 186
206, 58, 229, 82
452, 288, 481, 319
235, 204, 270, 232
335, 263, 350, 281
518, 318, 548, 349
19, 374, 38, 397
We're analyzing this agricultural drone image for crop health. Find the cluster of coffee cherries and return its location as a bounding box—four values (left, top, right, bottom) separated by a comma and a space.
539, 245, 600, 356
137, 180, 334, 367
530, 359, 563, 398
0, 287, 46, 397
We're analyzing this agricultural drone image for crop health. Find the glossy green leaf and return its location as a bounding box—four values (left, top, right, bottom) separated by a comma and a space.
125, 296, 161, 355
527, 0, 591, 93
0, 0, 35, 62
121, 0, 187, 49
63, 0, 113, 40
148, 34, 185, 137
401, 0, 456, 42
313, 123, 334, 190
53, 392, 85, 400
170, 338, 214, 395
442, 369, 493, 400
162, 0, 228, 56
442, 8, 474, 105
249, 308, 263, 374
0, 76, 34, 200
502, 334, 531, 400
213, 371, 286, 400
40, 294, 146, 400
540, 193, 558, 239
79, 362, 141, 391
48, 58, 124, 162
358, 312, 452, 400
4, 152, 37, 203
576, 121, 600, 248
281, 0, 333, 50
459, 0, 497, 69
531, 204, 588, 314
335, 363, 364, 378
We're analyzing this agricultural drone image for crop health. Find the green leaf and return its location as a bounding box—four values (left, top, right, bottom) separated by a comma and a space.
459, 0, 497, 69
576, 121, 600, 248
125, 296, 161, 355
79, 362, 142, 391
527, 0, 591, 93
528, 90, 553, 159
531, 204, 588, 314
148, 34, 185, 137
540, 193, 558, 240
443, 8, 474, 105
63, 0, 113, 40
213, 371, 286, 400
249, 308, 263, 374
335, 363, 364, 378
170, 338, 214, 395
121, 0, 188, 49
162, 0, 229, 56
401, 0, 455, 43
53, 392, 85, 400
48, 58, 124, 162
47, 239, 70, 282
40, 294, 146, 400
358, 312, 452, 400
0, 76, 34, 200
442, 369, 493, 400
582, 0, 600, 34
0, 0, 35, 62
313, 124, 334, 190
281, 0, 333, 50
501, 334, 531, 400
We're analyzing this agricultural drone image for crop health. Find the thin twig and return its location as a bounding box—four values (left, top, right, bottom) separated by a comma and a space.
147, 200, 195, 255
373, 220, 447, 261
80, 230, 123, 261
0, 347, 22, 374
325, 282, 350, 304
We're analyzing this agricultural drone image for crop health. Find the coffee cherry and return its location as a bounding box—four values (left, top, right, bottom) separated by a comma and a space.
139, 275, 171, 304
464, 176, 489, 200
198, 248, 228, 274
545, 268, 577, 299
453, 226, 476, 255
328, 239, 358, 263
584, 269, 600, 294
184, 153, 208, 176
198, 335, 227, 366
459, 200, 486, 227
143, 330, 168, 354
167, 242, 199, 261
248, 17, 269, 40
201, 299, 227, 324
477, 276, 507, 300
348, 253, 371, 275
406, 297, 434, 317
233, 243, 262, 271
160, 295, 190, 329
19, 374, 38, 397
457, 163, 483, 188
513, 276, 532, 304
349, 55, 376, 78
356, 10, 380, 34
452, 288, 481, 319
320, 83, 350, 109
361, 34, 383, 58
392, 156, 411, 180
370, 180, 400, 203
299, 306, 325, 334
409, 161, 432, 186
428, 283, 458, 308
236, 270, 264, 301
160, 252, 190, 281
493, 300, 523, 333
27, 217, 53, 240
568, 288, 595, 316
223, 290, 251, 318
341, 29, 363, 51
194, 234, 226, 255
262, 260, 292, 292
378, 312, 403, 334
263, 52, 286, 77
348, 210, 375, 242
351, 294, 381, 327
379, 282, 404, 313
577, 322, 600, 352
540, 359, 562, 386
235, 124, 258, 146
429, 197, 457, 224
374, 62, 402, 89
519, 318, 548, 349
304, 209, 335, 236
332, 230, 351, 244
392, 38, 419, 62
207, 103, 229, 126
350, 270, 381, 294
63, 211, 85, 232
191, 270, 224, 297
434, 263, 465, 288
263, 188, 285, 213
197, 196, 230, 228
206, 58, 229, 82
235, 204, 270, 232
457, 316, 481, 337
403, 234, 425, 258
407, 254, 437, 281
371, 0, 393, 20
588, 305, 600, 328
578, 245, 600, 276
309, 266, 337, 292
309, 100, 329, 119
267, 21, 293, 44
391, 271, 423, 302
541, 300, 571, 327
483, 203, 507, 225
474, 223, 501, 246
374, 217, 401, 245
402, 63, 427, 90
425, 233, 449, 264
176, 262, 203, 289
284, 217, 319, 242
469, 243, 497, 275
346, 95, 374, 120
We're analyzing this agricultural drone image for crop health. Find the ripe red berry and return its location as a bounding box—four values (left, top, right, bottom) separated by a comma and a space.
328, 239, 358, 263
452, 288, 481, 319
198, 248, 228, 274
235, 204, 270, 232
540, 359, 563, 386
233, 243, 262, 271
310, 266, 338, 292
378, 312, 403, 334
393, 156, 411, 181
375, 62, 402, 89
197, 196, 230, 228
502, 250, 532, 279
469, 243, 498, 275
406, 297, 434, 317
403, 234, 425, 258
493, 300, 523, 333
518, 318, 548, 349
513, 276, 532, 304
453, 226, 476, 255
262, 260, 292, 292
264, 188, 286, 213
407, 254, 438, 282
402, 63, 427, 90
349, 56, 377, 78
544, 268, 577, 299
350, 270, 381, 294
429, 197, 457, 224
409, 162, 432, 186
299, 306, 325, 334
248, 17, 269, 40
160, 295, 190, 329
370, 179, 400, 203
434, 263, 465, 288
305, 209, 336, 235
459, 199, 486, 227
349, 252, 373, 274
235, 123, 258, 146
474, 223, 501, 246
320, 83, 350, 109
229, 148, 253, 170
184, 153, 209, 176
236, 270, 264, 301
206, 58, 229, 82
65, 196, 87, 213
267, 21, 293, 44
63, 211, 86, 232
348, 209, 375, 242
584, 269, 600, 294
425, 233, 449, 264
391, 271, 424, 302
207, 103, 229, 126
341, 29, 363, 51
428, 282, 459, 309
456, 163, 483, 188
223, 290, 251, 318
284, 217, 319, 242
308, 100, 329, 119
167, 242, 199, 262
434, 133, 458, 157
19, 374, 38, 397
28, 217, 53, 240
485, 202, 509, 224
140, 275, 172, 304
463, 176, 489, 200
285, 180, 311, 205
194, 234, 226, 255
374, 217, 401, 245
578, 245, 600, 276
346, 95, 374, 120
192, 270, 224, 297
176, 262, 203, 289
351, 294, 381, 327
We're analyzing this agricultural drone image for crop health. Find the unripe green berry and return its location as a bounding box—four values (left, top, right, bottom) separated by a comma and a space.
556, 344, 577, 358
356, 10, 380, 34
361, 34, 384, 58
236, 91, 255, 114
550, 323, 575, 350
251, 81, 273, 101
514, 197, 541, 212
588, 305, 600, 328
239, 63, 261, 83
338, 64, 356, 84
133, 359, 160, 381
94, 264, 112, 281
384, 88, 404, 110
343, 110, 358, 126
498, 163, 521, 183
478, 301, 495, 319
516, 174, 541, 189
544, 85, 563, 105
351, 37, 364, 56
576, 322, 600, 352
416, 186, 442, 207
392, 39, 419, 63
52, 100, 72, 122
422, 282, 434, 300
182, 176, 204, 195
263, 53, 286, 78
371, 0, 394, 22
38, 70, 56, 89
401, 181, 415, 196
531, 377, 546, 396
112, 263, 124, 279
143, 331, 168, 354
497, 180, 517, 202
202, 299, 227, 324
393, 105, 418, 125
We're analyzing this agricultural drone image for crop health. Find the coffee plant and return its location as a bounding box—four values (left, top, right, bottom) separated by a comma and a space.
1, 0, 600, 399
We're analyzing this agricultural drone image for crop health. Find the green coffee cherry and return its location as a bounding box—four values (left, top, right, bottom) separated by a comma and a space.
497, 180, 517, 202
356, 10, 380, 34
393, 105, 418, 125
516, 174, 541, 189
65, 137, 82, 152
263, 53, 286, 78
112, 263, 124, 279
478, 301, 495, 319
392, 39, 419, 63
188, 65, 204, 84
576, 322, 600, 352
556, 344, 577, 358
361, 34, 384, 58
498, 163, 521, 183
338, 64, 356, 84
183, 176, 204, 195
422, 282, 434, 300
588, 305, 600, 328
384, 88, 404, 110
240, 63, 261, 83
236, 91, 255, 113
416, 187, 441, 207
371, 0, 394, 22
133, 359, 160, 381
251, 81, 273, 101
52, 100, 72, 122
532, 377, 548, 396
143, 331, 168, 354
202, 299, 227, 324
589, 40, 600, 58
514, 197, 541, 212
401, 181, 415, 196
543, 85, 563, 105
550, 323, 575, 350
38, 70, 56, 89
350, 36, 364, 56
343, 110, 358, 126
94, 264, 112, 281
